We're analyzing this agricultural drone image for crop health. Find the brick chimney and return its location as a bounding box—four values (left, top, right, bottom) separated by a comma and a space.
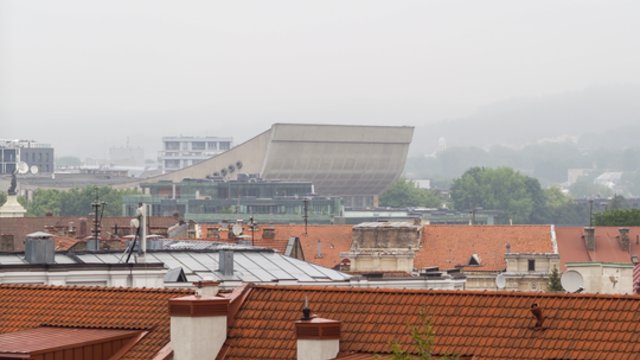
295, 300, 340, 360
583, 227, 595, 251
168, 281, 229, 360
618, 228, 630, 251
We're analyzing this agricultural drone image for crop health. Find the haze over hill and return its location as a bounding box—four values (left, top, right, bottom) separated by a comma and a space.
411, 84, 640, 156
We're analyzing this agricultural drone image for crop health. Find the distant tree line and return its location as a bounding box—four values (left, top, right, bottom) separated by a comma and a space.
17, 186, 141, 217
382, 167, 595, 225
449, 167, 590, 224
594, 209, 640, 226
406, 143, 640, 197
379, 178, 442, 209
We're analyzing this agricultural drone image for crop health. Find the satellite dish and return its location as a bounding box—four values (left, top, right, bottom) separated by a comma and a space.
30, 165, 39, 174
130, 218, 140, 229
495, 273, 507, 289
231, 224, 243, 236
17, 161, 29, 174
561, 270, 584, 293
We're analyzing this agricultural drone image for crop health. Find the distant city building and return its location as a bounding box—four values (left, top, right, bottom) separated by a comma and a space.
122, 176, 343, 223
0, 139, 54, 174
158, 136, 233, 173
133, 124, 414, 208
109, 143, 145, 167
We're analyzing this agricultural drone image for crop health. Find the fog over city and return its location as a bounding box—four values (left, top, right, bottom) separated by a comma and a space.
1, 0, 640, 158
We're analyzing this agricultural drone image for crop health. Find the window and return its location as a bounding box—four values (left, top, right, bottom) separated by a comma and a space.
165, 159, 180, 169
528, 259, 536, 272
219, 141, 231, 150
165, 141, 180, 150
207, 142, 218, 150
192, 142, 205, 150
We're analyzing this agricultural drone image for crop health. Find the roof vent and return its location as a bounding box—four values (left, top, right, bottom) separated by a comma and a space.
24, 232, 55, 264
583, 227, 595, 251
219, 250, 234, 278
302, 297, 312, 320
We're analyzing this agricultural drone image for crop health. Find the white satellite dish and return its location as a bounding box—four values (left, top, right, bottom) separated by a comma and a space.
231, 224, 243, 237
130, 218, 140, 229
561, 270, 584, 293
495, 273, 507, 289
17, 161, 29, 174
30, 165, 39, 174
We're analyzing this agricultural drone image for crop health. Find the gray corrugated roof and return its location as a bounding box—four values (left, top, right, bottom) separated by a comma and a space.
0, 239, 350, 284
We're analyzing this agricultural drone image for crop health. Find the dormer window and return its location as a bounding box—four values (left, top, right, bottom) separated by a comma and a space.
468, 254, 481, 266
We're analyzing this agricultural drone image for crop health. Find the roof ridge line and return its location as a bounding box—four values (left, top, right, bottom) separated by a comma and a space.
251, 284, 640, 300
0, 283, 194, 294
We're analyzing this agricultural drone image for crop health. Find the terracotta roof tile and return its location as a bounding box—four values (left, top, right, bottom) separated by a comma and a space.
222, 285, 640, 360
0, 216, 177, 251
417, 225, 554, 271
556, 226, 640, 270
197, 224, 556, 273
0, 284, 193, 359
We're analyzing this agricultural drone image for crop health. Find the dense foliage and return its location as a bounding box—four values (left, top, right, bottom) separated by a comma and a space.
379, 178, 442, 208
406, 144, 640, 197
450, 167, 589, 224
594, 209, 640, 226
547, 266, 564, 292
21, 186, 141, 216
450, 167, 540, 223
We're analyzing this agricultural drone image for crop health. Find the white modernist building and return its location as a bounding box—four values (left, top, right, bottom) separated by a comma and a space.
159, 136, 233, 173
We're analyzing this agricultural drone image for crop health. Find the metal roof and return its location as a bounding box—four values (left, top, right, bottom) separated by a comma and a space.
0, 239, 351, 284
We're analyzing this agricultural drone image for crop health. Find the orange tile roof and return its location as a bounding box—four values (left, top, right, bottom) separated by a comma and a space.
0, 216, 177, 251
0, 284, 193, 359
556, 226, 640, 270
53, 235, 78, 251
203, 224, 354, 268
417, 225, 554, 271
0, 327, 142, 356
263, 224, 353, 268
198, 224, 556, 272
222, 285, 640, 360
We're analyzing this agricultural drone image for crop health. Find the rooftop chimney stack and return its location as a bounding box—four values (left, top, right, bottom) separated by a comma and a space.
618, 228, 630, 251
169, 284, 229, 360
24, 232, 55, 264
295, 300, 341, 360
583, 227, 596, 251
219, 250, 234, 278
78, 218, 88, 239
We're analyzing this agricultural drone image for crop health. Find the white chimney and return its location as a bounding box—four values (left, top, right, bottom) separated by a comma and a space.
295, 304, 340, 360
168, 282, 229, 360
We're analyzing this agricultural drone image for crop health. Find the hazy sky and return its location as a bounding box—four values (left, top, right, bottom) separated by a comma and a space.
1, 1, 639, 158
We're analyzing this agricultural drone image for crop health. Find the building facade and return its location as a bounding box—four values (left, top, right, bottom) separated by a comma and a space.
0, 139, 54, 174
159, 136, 233, 173
123, 176, 344, 223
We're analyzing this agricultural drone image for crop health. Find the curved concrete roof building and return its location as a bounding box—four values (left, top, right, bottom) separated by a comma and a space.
130, 123, 414, 207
